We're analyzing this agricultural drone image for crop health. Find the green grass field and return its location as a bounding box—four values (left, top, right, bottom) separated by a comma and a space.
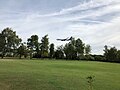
0, 59, 119, 90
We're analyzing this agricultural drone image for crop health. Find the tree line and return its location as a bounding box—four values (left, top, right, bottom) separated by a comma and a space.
0, 27, 120, 63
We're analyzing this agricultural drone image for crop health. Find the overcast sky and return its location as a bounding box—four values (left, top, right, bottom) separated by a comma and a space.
0, 0, 120, 54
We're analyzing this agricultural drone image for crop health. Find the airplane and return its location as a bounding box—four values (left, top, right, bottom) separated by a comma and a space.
57, 37, 73, 41
67, 37, 73, 41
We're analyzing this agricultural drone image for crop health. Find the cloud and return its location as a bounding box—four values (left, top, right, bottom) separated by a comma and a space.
0, 0, 120, 54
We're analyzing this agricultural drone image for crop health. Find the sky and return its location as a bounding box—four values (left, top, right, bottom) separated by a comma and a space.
0, 0, 120, 54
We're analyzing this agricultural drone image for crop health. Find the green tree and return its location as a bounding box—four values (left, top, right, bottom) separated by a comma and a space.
64, 43, 77, 60
40, 35, 49, 58
54, 45, 64, 59
64, 37, 76, 60
0, 33, 6, 58
0, 27, 22, 58
64, 38, 85, 60
117, 50, 120, 62
49, 43, 54, 58
18, 43, 28, 59
85, 44, 91, 55
104, 45, 109, 60
104, 45, 118, 61
75, 38, 85, 56
27, 35, 39, 59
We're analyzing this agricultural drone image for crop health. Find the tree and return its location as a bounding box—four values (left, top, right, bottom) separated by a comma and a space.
117, 50, 120, 62
27, 35, 39, 59
54, 45, 64, 59
0, 33, 6, 58
85, 44, 91, 55
49, 43, 54, 58
109, 47, 117, 61
0, 27, 22, 58
40, 35, 49, 58
104, 45, 118, 62
63, 38, 85, 60
64, 43, 77, 60
104, 45, 109, 60
64, 37, 76, 60
75, 38, 85, 56
18, 43, 28, 59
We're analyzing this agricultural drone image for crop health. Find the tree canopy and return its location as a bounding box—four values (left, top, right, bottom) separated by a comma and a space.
0, 27, 21, 58
0, 27, 120, 63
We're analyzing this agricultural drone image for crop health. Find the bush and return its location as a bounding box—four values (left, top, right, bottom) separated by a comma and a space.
76, 55, 94, 61
92, 55, 105, 61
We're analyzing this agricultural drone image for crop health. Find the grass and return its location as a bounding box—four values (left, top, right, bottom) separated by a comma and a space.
0, 59, 119, 90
